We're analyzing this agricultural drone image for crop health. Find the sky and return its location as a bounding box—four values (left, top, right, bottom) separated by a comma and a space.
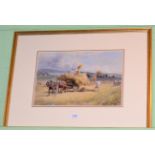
37, 50, 124, 74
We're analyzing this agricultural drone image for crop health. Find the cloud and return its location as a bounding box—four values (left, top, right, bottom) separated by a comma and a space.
37, 51, 124, 74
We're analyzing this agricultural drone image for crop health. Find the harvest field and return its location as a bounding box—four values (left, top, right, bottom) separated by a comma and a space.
33, 80, 121, 106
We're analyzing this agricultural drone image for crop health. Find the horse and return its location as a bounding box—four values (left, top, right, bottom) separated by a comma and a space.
46, 80, 67, 95
57, 81, 67, 93
46, 80, 55, 95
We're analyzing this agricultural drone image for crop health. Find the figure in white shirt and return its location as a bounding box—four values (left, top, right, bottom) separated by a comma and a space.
95, 81, 101, 88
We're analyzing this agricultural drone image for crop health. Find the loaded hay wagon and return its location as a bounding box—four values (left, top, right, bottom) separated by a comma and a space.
46, 64, 92, 95
57, 72, 90, 92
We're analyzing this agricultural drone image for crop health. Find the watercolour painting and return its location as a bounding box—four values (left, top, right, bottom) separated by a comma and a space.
33, 50, 124, 106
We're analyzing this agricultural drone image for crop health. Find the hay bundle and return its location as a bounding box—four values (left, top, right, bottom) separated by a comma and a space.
57, 73, 90, 87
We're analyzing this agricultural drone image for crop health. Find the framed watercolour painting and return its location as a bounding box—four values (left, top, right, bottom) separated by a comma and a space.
4, 28, 152, 127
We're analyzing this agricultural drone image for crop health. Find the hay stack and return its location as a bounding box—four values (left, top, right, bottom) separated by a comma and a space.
57, 73, 90, 87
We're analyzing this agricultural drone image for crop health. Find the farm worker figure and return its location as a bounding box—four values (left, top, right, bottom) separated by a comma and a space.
75, 64, 83, 75
95, 81, 101, 88
55, 81, 59, 94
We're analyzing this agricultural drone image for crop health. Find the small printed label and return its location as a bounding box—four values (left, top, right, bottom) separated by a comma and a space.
71, 114, 79, 119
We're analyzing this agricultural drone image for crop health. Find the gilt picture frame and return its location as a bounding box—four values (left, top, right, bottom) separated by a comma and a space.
3, 28, 152, 127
